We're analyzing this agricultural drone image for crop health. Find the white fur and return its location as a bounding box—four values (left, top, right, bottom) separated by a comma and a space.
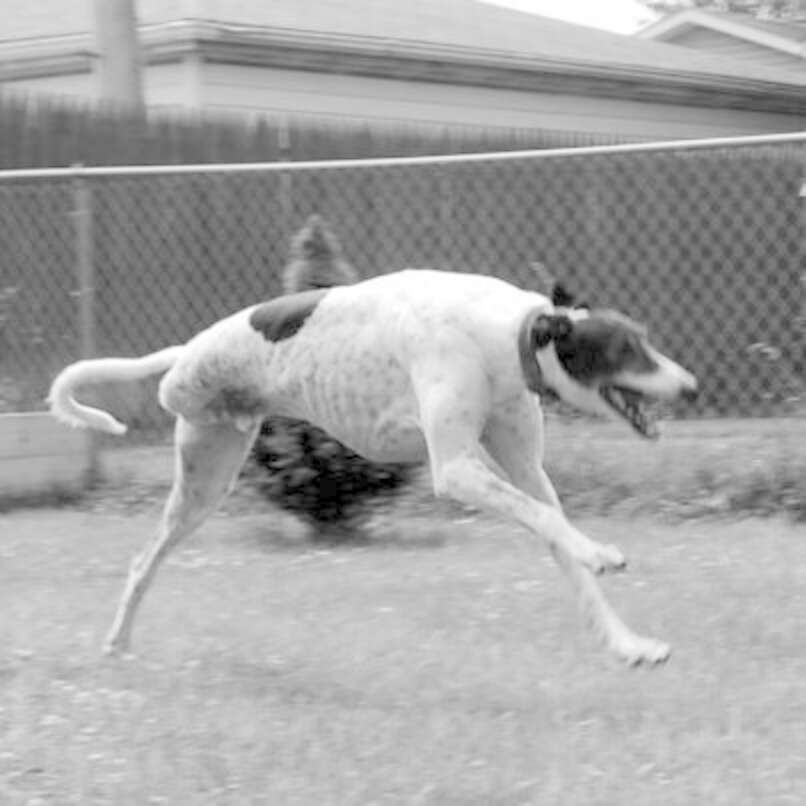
614, 345, 698, 400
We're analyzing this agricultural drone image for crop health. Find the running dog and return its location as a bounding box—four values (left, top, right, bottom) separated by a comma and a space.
49, 269, 698, 664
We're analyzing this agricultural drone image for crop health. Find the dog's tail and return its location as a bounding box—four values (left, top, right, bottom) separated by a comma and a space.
48, 346, 183, 435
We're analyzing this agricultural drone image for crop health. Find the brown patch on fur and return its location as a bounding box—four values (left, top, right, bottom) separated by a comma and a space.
249, 289, 328, 343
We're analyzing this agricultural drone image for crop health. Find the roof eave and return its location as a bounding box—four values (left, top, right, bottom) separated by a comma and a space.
176, 24, 806, 115
0, 53, 93, 81
637, 9, 806, 57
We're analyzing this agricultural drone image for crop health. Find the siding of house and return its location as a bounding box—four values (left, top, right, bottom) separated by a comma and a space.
669, 28, 805, 73
145, 60, 202, 110
198, 62, 806, 138
4, 70, 96, 100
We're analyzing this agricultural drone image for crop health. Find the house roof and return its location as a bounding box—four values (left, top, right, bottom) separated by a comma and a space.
0, 0, 803, 82
1, 0, 805, 111
639, 8, 806, 55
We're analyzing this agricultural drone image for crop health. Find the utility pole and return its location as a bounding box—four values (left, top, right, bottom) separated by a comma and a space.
93, 0, 145, 111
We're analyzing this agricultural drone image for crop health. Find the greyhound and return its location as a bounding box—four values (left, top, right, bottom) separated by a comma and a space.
49, 269, 697, 664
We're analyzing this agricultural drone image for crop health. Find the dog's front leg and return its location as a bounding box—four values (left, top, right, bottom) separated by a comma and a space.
413, 364, 624, 576
482, 398, 670, 666
431, 451, 625, 576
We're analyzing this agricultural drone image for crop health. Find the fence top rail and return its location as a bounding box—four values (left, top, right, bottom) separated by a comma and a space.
0, 130, 804, 181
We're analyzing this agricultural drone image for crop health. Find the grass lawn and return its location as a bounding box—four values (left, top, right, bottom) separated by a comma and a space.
1, 504, 804, 804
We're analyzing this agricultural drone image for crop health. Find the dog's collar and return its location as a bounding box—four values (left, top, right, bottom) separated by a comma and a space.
517, 308, 553, 397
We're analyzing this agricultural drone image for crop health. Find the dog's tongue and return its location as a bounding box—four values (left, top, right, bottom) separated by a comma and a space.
634, 396, 661, 440
607, 385, 661, 440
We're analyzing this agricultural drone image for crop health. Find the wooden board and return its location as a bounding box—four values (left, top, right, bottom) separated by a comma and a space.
0, 413, 91, 497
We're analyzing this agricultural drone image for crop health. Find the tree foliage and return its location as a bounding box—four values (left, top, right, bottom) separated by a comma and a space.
640, 0, 806, 17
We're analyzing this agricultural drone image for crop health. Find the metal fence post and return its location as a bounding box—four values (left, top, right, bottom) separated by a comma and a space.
800, 176, 806, 405
438, 165, 453, 267
278, 117, 294, 281
72, 166, 101, 482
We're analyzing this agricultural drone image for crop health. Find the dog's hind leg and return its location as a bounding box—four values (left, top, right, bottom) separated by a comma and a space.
103, 417, 259, 656
482, 397, 670, 667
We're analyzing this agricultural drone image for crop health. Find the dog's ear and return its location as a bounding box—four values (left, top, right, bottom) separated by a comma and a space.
551, 283, 576, 308
552, 283, 591, 310
532, 313, 573, 349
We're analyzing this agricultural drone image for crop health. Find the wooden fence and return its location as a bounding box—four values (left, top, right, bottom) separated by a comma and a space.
0, 92, 633, 169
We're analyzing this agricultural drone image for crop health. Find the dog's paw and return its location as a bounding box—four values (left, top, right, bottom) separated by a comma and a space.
581, 541, 627, 575
613, 635, 671, 667
102, 639, 134, 660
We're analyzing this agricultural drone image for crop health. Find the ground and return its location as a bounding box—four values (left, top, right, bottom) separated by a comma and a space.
1, 503, 804, 804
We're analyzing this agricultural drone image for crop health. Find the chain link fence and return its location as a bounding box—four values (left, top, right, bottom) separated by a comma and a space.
0, 134, 804, 441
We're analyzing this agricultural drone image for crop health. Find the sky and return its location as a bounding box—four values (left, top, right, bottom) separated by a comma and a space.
482, 0, 660, 34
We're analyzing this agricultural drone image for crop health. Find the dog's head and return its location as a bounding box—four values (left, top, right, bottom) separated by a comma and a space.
521, 284, 698, 439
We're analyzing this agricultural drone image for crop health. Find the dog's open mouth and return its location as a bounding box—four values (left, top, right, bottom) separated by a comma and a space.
600, 385, 660, 440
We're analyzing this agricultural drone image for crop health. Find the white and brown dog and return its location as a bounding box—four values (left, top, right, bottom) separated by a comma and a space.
49, 269, 697, 664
